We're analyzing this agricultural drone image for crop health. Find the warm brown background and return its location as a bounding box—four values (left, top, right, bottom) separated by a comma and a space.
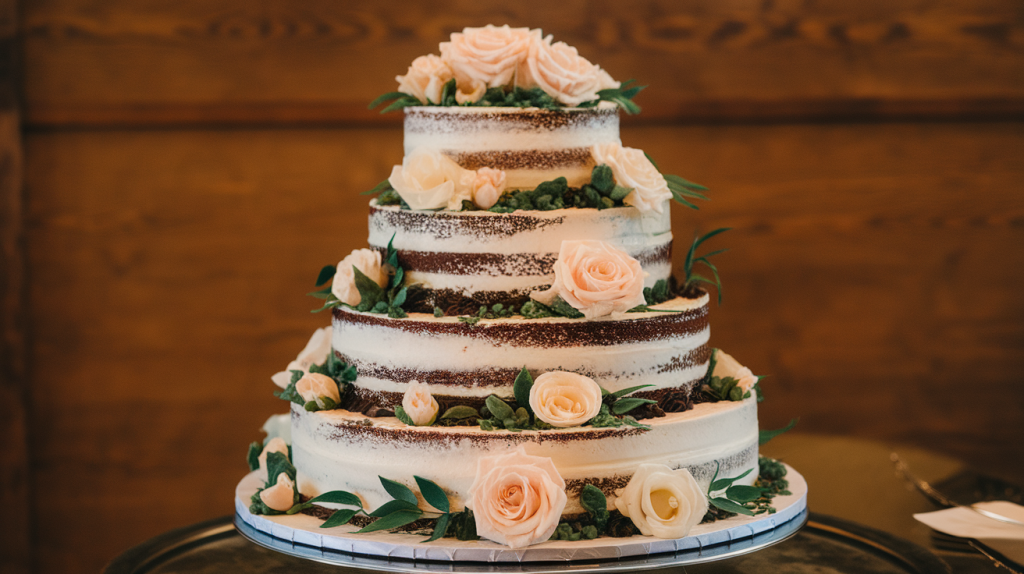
1, 1, 1022, 573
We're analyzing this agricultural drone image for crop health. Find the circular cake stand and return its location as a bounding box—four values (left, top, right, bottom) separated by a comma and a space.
233, 464, 808, 572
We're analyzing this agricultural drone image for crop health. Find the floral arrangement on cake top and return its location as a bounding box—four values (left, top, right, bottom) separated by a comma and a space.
369, 25, 641, 113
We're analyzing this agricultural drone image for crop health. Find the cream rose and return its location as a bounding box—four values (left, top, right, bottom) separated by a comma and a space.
260, 472, 297, 512
713, 351, 758, 396
396, 54, 454, 105
614, 464, 708, 539
440, 25, 531, 90
401, 380, 439, 426
591, 142, 672, 213
471, 167, 507, 209
388, 148, 475, 211
528, 371, 603, 428
531, 240, 647, 319
295, 372, 341, 409
467, 447, 567, 548
521, 31, 619, 106
256, 437, 289, 479
331, 249, 387, 307
271, 326, 334, 389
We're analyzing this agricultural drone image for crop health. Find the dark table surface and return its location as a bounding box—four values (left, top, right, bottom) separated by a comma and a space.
106, 433, 1023, 573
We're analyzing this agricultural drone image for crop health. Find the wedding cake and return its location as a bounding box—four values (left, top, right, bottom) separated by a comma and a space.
241, 25, 791, 552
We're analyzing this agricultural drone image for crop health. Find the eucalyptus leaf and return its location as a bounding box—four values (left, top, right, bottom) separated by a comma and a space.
485, 395, 514, 422
356, 510, 423, 533
369, 498, 421, 518
726, 484, 765, 503
513, 367, 534, 415
709, 468, 753, 493
414, 476, 450, 513
440, 405, 479, 420
309, 491, 362, 507
315, 265, 337, 286
320, 508, 359, 529
379, 476, 418, 506
611, 397, 657, 414
424, 512, 451, 543
710, 497, 755, 516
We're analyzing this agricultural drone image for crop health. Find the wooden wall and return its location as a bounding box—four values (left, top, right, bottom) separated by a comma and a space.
1, 1, 1022, 572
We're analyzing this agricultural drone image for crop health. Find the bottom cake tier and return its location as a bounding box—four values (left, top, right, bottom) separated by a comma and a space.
292, 397, 759, 515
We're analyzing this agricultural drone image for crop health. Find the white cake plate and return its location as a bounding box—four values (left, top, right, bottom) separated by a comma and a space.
234, 464, 807, 572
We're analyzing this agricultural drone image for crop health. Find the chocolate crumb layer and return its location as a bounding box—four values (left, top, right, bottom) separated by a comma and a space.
449, 148, 593, 171
405, 106, 618, 132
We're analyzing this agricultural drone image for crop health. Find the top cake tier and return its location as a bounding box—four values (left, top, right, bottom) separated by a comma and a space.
404, 106, 621, 190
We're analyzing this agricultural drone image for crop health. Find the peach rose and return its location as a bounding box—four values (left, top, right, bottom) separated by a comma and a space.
455, 78, 487, 104
256, 437, 289, 479
260, 472, 297, 512
528, 371, 603, 428
401, 380, 439, 426
713, 351, 758, 396
591, 143, 673, 213
332, 249, 387, 307
521, 32, 619, 106
388, 148, 475, 211
467, 447, 567, 548
471, 167, 507, 209
295, 372, 341, 409
531, 240, 647, 319
614, 464, 708, 539
396, 54, 454, 105
440, 25, 531, 90
271, 327, 333, 389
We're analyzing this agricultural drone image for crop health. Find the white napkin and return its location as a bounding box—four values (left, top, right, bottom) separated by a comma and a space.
914, 501, 1024, 565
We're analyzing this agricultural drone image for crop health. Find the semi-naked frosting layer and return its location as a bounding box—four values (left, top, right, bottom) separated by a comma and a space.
293, 397, 759, 515
404, 106, 620, 189
368, 202, 672, 308
332, 294, 709, 409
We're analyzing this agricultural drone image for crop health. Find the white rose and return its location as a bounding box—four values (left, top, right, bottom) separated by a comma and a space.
591, 142, 672, 213
521, 31, 620, 106
295, 373, 341, 409
396, 54, 454, 105
528, 371, 603, 428
440, 25, 531, 90
713, 351, 758, 396
389, 148, 475, 211
614, 464, 708, 539
260, 413, 291, 443
331, 249, 387, 306
531, 240, 647, 319
471, 167, 506, 209
256, 437, 289, 479
467, 447, 567, 548
271, 327, 334, 389
259, 472, 297, 512
401, 380, 439, 426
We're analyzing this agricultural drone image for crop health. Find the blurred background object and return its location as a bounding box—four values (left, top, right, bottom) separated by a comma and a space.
1, 1, 1022, 573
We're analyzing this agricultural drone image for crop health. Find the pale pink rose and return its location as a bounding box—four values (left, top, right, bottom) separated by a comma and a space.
467, 447, 567, 548
614, 464, 708, 538
332, 249, 386, 306
271, 327, 333, 389
471, 167, 507, 209
260, 472, 297, 512
256, 437, 289, 479
521, 31, 620, 106
396, 54, 454, 105
389, 148, 475, 210
713, 351, 758, 396
440, 25, 531, 90
295, 373, 341, 409
528, 371, 603, 428
401, 380, 439, 426
591, 143, 672, 213
531, 240, 647, 319
455, 78, 487, 104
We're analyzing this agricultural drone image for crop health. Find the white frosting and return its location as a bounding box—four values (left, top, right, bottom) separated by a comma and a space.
292, 397, 759, 515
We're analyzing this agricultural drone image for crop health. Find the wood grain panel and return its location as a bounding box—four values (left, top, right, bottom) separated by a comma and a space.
22, 0, 1024, 127
24, 121, 1024, 572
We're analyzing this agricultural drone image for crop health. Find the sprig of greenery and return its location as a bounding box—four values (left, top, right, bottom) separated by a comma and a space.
705, 463, 762, 516
643, 151, 709, 210
310, 235, 412, 318
703, 457, 792, 522
362, 179, 404, 206
589, 79, 645, 115
368, 91, 426, 114
683, 228, 730, 304
759, 418, 798, 445
456, 302, 519, 326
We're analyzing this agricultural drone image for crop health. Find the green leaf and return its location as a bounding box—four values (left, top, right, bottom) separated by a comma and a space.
759, 418, 798, 445
610, 384, 655, 399
513, 367, 534, 415
726, 484, 765, 503
246, 441, 261, 472
369, 498, 421, 518
643, 151, 660, 171
447, 509, 478, 540
664, 173, 709, 191
485, 395, 514, 422
264, 451, 296, 486
368, 91, 414, 110
380, 97, 420, 114
356, 510, 423, 533
394, 406, 415, 426
612, 397, 657, 414
579, 484, 610, 532
424, 512, 451, 543
709, 468, 753, 492
310, 295, 341, 314
440, 405, 479, 420
710, 497, 755, 516
320, 508, 358, 529
549, 297, 585, 318
379, 476, 418, 505
306, 285, 333, 299
479, 419, 494, 431
352, 266, 385, 311
414, 476, 450, 513
361, 179, 392, 196
391, 286, 408, 309
609, 185, 632, 202
591, 164, 615, 194
308, 491, 362, 507
315, 265, 337, 286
